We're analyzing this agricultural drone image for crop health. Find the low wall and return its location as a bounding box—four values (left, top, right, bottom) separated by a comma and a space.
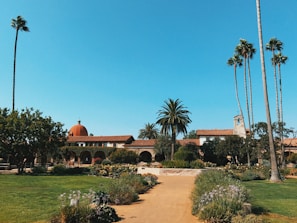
137, 167, 205, 176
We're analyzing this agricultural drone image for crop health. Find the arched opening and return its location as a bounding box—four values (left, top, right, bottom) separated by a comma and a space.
139, 151, 152, 163
94, 151, 106, 164
80, 151, 92, 164
155, 153, 165, 162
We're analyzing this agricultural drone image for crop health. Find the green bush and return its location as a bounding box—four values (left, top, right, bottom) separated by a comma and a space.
52, 190, 119, 223
192, 170, 249, 222
120, 174, 149, 194
231, 214, 266, 223
107, 179, 138, 205
109, 149, 138, 164
51, 165, 90, 175
287, 153, 297, 163
31, 166, 48, 175
90, 164, 137, 178
174, 150, 196, 162
190, 160, 205, 169
161, 160, 190, 168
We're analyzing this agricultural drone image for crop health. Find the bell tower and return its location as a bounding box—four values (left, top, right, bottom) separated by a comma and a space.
233, 115, 246, 138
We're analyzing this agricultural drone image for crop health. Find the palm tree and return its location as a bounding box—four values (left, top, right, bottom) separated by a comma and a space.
11, 16, 29, 111
227, 54, 243, 117
274, 52, 288, 167
247, 43, 256, 133
256, 0, 281, 182
266, 38, 283, 126
235, 39, 252, 134
156, 98, 191, 160
138, 123, 159, 139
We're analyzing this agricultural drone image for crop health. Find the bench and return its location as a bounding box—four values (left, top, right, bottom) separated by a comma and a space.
0, 163, 11, 170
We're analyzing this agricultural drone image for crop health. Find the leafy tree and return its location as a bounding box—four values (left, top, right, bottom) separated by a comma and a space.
255, 0, 281, 182
227, 54, 243, 116
174, 142, 199, 162
200, 138, 222, 164
0, 108, 67, 174
154, 135, 172, 161
215, 135, 245, 165
109, 149, 138, 164
156, 98, 191, 160
11, 16, 29, 111
138, 122, 159, 139
183, 130, 197, 139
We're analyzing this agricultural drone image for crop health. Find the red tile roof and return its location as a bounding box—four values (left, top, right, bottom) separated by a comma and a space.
196, 129, 234, 136
283, 138, 297, 147
67, 135, 134, 143
124, 139, 200, 148
177, 139, 200, 146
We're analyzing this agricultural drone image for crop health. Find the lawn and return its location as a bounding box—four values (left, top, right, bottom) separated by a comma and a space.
243, 178, 297, 223
0, 174, 111, 223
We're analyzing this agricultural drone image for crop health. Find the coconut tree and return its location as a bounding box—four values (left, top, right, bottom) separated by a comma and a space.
266, 38, 283, 126
274, 52, 288, 167
156, 98, 191, 160
138, 123, 159, 139
256, 0, 281, 182
247, 43, 256, 133
227, 54, 243, 117
11, 15, 29, 111
235, 39, 252, 134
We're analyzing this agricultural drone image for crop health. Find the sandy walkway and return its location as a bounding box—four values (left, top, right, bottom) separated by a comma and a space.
113, 175, 201, 223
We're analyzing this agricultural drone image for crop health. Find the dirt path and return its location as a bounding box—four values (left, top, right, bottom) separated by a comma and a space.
113, 175, 202, 223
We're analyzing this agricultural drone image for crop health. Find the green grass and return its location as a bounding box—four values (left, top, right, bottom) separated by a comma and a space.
0, 174, 111, 223
243, 178, 297, 223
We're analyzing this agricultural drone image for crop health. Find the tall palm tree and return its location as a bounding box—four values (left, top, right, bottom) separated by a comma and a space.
235, 39, 252, 134
247, 43, 256, 133
11, 16, 29, 111
227, 54, 243, 117
138, 123, 159, 139
256, 0, 281, 182
266, 38, 283, 126
156, 98, 191, 160
274, 52, 288, 167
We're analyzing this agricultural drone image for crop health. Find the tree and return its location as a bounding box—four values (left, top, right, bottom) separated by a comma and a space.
274, 52, 288, 167
156, 98, 191, 160
11, 16, 29, 111
183, 130, 197, 139
266, 38, 283, 127
0, 108, 67, 173
154, 135, 172, 161
256, 0, 281, 182
138, 123, 159, 139
227, 54, 243, 117
235, 39, 256, 134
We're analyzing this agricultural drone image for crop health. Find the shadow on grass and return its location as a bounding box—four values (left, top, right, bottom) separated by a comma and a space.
252, 205, 270, 215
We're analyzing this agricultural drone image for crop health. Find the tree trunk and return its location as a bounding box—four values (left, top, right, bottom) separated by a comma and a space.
256, 0, 281, 182
12, 29, 19, 111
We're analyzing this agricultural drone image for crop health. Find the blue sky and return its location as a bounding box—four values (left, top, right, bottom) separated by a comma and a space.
0, 0, 296, 138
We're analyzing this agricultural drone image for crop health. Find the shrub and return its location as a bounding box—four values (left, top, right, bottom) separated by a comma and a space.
90, 164, 137, 178
142, 173, 158, 187
109, 149, 138, 164
190, 159, 205, 169
174, 150, 196, 162
287, 153, 297, 163
192, 170, 249, 222
231, 214, 266, 223
51, 165, 90, 175
120, 174, 149, 194
107, 179, 138, 205
31, 166, 48, 175
52, 190, 119, 223
161, 160, 190, 168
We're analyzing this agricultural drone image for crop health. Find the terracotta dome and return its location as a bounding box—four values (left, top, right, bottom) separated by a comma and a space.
68, 120, 88, 136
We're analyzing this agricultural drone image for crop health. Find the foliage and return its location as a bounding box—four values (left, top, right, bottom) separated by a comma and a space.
0, 107, 67, 174
52, 190, 119, 223
231, 214, 266, 223
287, 153, 297, 163
161, 159, 204, 169
224, 164, 270, 181
90, 164, 137, 178
31, 165, 48, 175
174, 143, 200, 161
192, 170, 249, 222
183, 130, 197, 139
138, 122, 159, 139
156, 98, 192, 160
107, 179, 139, 205
51, 165, 90, 175
154, 134, 172, 161
109, 149, 138, 164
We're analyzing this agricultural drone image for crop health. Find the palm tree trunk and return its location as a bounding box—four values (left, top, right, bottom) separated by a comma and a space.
12, 29, 19, 111
171, 131, 176, 160
243, 58, 251, 133
256, 0, 281, 182
278, 64, 285, 168
234, 66, 243, 116
247, 58, 254, 134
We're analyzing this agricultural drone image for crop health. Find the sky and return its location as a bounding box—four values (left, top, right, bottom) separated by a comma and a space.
0, 0, 296, 139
